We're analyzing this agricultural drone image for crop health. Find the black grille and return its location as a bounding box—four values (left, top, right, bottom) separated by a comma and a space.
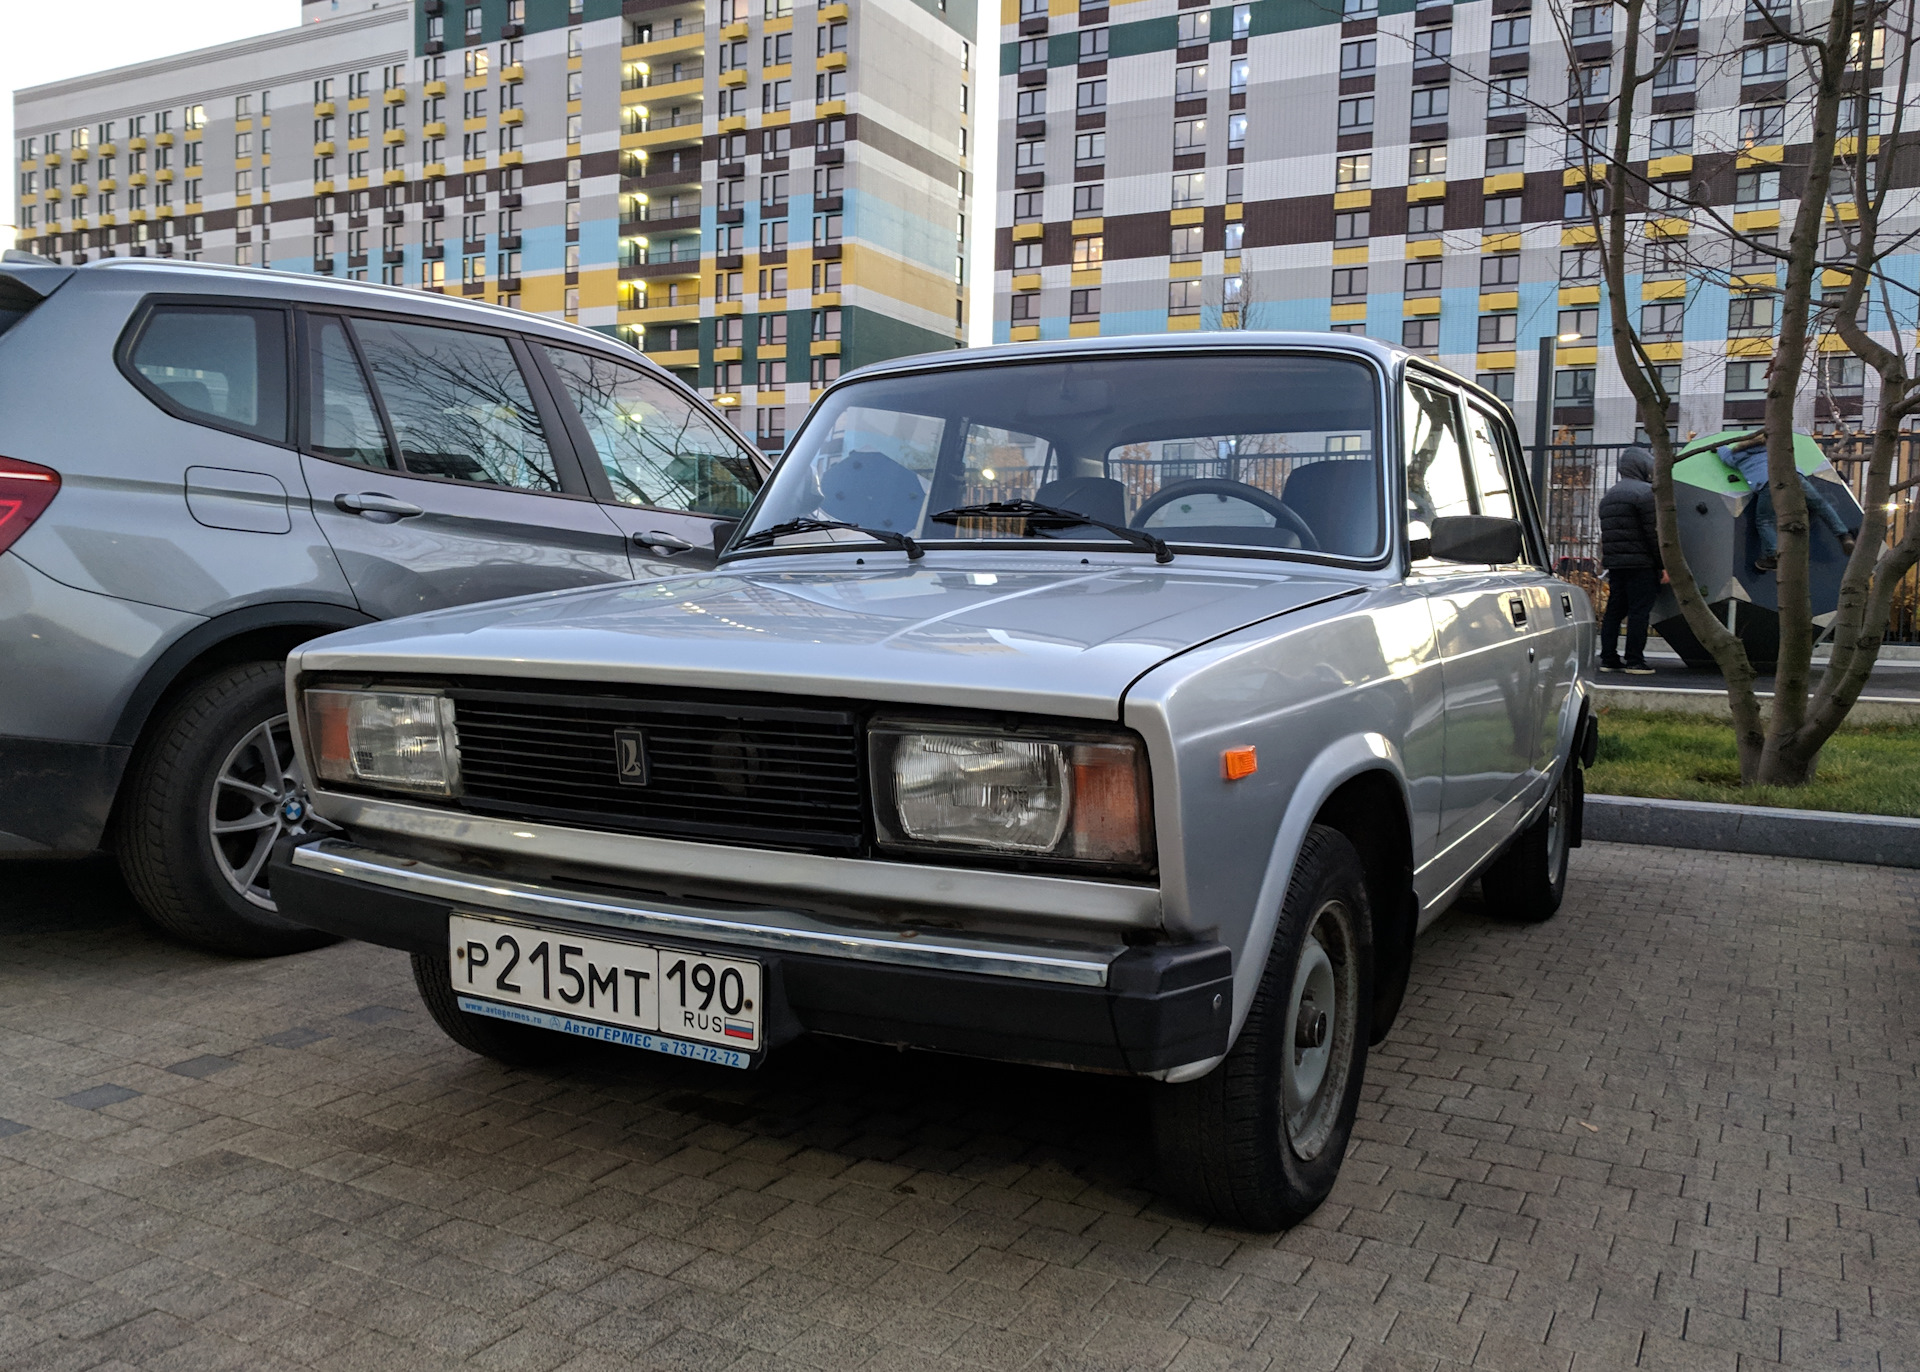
447, 685, 866, 851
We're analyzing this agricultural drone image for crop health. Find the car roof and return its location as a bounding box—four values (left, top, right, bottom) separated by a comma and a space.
834, 331, 1499, 412
71, 257, 665, 373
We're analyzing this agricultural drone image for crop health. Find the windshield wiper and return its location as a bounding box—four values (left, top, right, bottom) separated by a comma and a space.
930, 500, 1173, 563
731, 516, 924, 560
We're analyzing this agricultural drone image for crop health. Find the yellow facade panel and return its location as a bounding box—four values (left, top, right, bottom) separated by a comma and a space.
1559, 285, 1600, 306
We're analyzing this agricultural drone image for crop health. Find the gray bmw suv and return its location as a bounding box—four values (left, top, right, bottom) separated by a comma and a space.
0, 254, 765, 954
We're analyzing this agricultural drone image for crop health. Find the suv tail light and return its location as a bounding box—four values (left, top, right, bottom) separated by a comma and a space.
0, 457, 61, 557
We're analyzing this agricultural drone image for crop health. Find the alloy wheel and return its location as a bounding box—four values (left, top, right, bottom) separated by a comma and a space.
207, 713, 311, 910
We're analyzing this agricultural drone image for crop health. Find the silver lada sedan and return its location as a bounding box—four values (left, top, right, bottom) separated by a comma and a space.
270, 334, 1596, 1228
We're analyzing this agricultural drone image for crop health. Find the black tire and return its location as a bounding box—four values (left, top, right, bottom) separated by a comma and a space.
116, 661, 339, 957
1152, 825, 1374, 1230
1479, 762, 1577, 924
411, 951, 564, 1067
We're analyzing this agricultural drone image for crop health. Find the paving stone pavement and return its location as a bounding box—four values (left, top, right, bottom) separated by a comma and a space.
1, 844, 1915, 1372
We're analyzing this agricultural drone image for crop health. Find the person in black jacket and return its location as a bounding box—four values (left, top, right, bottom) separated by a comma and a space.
1597, 446, 1665, 673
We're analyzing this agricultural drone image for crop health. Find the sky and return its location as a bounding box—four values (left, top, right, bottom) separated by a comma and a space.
3, 0, 999, 343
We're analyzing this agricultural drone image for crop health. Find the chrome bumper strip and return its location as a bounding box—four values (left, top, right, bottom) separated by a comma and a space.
292, 839, 1122, 987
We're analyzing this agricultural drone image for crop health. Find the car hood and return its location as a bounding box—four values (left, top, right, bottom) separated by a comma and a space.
295, 555, 1362, 718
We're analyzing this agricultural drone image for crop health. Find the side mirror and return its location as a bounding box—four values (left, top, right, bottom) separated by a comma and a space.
710, 519, 741, 553
1425, 515, 1524, 564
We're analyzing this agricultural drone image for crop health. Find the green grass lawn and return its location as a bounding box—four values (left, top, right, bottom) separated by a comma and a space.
1588, 708, 1920, 817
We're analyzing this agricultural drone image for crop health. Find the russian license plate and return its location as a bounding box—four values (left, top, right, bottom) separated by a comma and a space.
448, 912, 762, 1068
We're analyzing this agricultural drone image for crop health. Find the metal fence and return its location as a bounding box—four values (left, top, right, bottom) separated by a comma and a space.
1530, 435, 1920, 644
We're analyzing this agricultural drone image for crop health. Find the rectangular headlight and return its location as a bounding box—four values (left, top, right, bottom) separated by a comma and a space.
870, 724, 1154, 871
305, 689, 461, 797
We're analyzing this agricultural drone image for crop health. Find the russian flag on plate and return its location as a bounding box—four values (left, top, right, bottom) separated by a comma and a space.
724, 1019, 755, 1041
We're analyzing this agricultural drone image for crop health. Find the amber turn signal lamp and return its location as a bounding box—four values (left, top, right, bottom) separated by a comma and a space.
1222, 746, 1258, 781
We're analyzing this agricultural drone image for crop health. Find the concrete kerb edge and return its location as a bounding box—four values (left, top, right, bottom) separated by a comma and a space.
1585, 794, 1920, 868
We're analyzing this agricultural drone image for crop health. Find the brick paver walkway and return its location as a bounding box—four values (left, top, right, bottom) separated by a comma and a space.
1, 844, 1915, 1372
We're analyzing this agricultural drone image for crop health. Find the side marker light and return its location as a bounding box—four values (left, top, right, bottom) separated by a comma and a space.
1222, 746, 1258, 781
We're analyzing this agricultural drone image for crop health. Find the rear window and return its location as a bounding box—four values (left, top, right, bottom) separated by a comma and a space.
126, 304, 289, 442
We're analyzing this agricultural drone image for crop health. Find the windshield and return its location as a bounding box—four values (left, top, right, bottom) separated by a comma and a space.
732, 352, 1386, 561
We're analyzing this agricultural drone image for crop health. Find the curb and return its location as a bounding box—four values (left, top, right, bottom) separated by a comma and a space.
1590, 685, 1920, 726
1585, 794, 1920, 868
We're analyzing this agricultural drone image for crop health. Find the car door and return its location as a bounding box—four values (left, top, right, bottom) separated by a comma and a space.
1402, 377, 1536, 862
297, 310, 633, 620
532, 343, 766, 579
1463, 398, 1569, 789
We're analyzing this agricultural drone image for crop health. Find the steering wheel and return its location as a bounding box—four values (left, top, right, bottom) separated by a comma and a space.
1131, 478, 1320, 551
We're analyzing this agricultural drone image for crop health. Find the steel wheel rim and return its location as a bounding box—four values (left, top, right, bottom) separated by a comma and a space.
208, 713, 309, 911
1546, 767, 1569, 869
1282, 899, 1360, 1161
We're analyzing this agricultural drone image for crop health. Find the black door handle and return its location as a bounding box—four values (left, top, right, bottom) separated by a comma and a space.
1508, 595, 1528, 628
335, 492, 424, 518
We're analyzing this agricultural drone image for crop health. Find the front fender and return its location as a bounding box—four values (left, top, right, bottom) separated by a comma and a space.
1157, 733, 1414, 1083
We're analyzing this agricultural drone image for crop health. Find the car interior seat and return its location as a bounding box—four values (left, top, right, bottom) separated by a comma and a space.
1279, 459, 1382, 558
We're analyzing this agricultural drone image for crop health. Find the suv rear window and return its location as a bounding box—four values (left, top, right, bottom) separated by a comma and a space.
126, 304, 289, 442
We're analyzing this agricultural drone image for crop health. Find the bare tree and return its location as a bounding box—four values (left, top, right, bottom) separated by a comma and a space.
1418, 0, 1920, 785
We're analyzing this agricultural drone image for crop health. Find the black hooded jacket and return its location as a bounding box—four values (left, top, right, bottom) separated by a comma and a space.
1598, 447, 1661, 570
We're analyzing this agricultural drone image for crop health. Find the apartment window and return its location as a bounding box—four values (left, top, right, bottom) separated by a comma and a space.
810, 357, 841, 388
1735, 170, 1780, 204
1168, 280, 1203, 316
1334, 210, 1370, 241
1640, 301, 1685, 340
1011, 292, 1040, 322
756, 407, 787, 443
1232, 4, 1252, 39
1563, 128, 1604, 165
235, 131, 254, 159
1558, 307, 1598, 340
1020, 0, 1046, 15
1740, 104, 1785, 147
815, 70, 846, 102
1656, 0, 1700, 28
1477, 372, 1516, 402
1404, 261, 1442, 294
465, 5, 482, 33
1339, 97, 1375, 132
1724, 360, 1768, 399
1839, 95, 1884, 138
1224, 222, 1243, 254
1571, 63, 1610, 106
1014, 191, 1043, 222
1485, 195, 1522, 227
1230, 59, 1249, 95
762, 172, 790, 206
1728, 295, 1776, 335
1408, 143, 1446, 182
1019, 39, 1048, 70
1570, 5, 1612, 38
1332, 267, 1368, 298
185, 105, 205, 130
1643, 238, 1688, 277
1336, 154, 1371, 188
1477, 313, 1517, 347
1070, 288, 1101, 320
1650, 116, 1693, 156
1488, 75, 1528, 112
762, 80, 791, 112
1402, 319, 1440, 351
1228, 115, 1246, 150
1411, 87, 1449, 121
1015, 140, 1045, 171
1176, 10, 1210, 44
1554, 368, 1595, 403
1171, 225, 1204, 260
756, 360, 787, 388
1743, 43, 1787, 81
1822, 355, 1865, 393
1485, 134, 1524, 169
1653, 53, 1698, 93
1171, 121, 1203, 155
1078, 132, 1108, 165
1343, 0, 1378, 16
717, 223, 745, 254
760, 266, 789, 297
1480, 254, 1519, 288
1340, 40, 1376, 76
1175, 63, 1208, 99
1074, 183, 1104, 216
1414, 28, 1451, 62
819, 20, 847, 54
1018, 89, 1047, 120
1077, 80, 1105, 113
1171, 172, 1204, 207
1490, 15, 1529, 51
1407, 203, 1444, 237
812, 214, 842, 246
1072, 234, 1103, 267
1080, 28, 1109, 61
764, 31, 793, 65
759, 219, 788, 252
1563, 185, 1605, 218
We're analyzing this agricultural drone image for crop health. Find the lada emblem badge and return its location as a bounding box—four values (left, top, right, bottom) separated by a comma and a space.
613, 728, 649, 786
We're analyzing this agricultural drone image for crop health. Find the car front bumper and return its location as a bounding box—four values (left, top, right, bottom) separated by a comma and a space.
271, 837, 1232, 1075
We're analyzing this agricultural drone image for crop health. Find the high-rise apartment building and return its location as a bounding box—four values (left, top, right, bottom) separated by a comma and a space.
993, 0, 1914, 444
11, 0, 974, 451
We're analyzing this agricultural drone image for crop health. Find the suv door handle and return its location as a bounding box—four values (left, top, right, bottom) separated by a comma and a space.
1507, 595, 1528, 628
635, 530, 695, 555
335, 492, 424, 518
